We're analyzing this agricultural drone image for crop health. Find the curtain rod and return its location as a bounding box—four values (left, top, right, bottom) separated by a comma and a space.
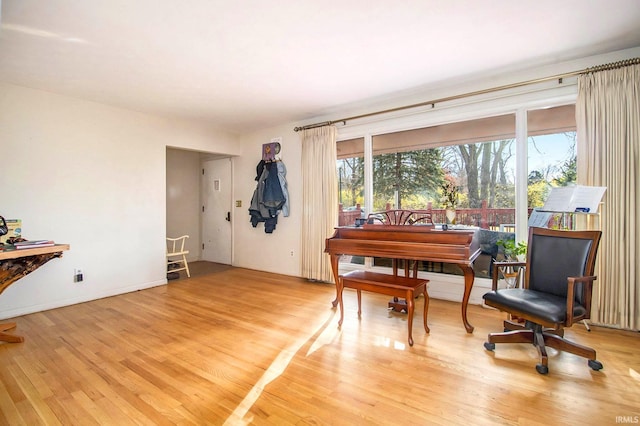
293, 57, 640, 132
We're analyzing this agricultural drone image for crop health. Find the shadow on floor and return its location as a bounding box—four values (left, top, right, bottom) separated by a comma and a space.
169, 261, 233, 281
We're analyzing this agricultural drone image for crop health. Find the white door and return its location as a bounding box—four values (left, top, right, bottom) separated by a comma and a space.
202, 158, 232, 264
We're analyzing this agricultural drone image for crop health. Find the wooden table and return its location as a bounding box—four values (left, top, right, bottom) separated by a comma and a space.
0, 244, 70, 343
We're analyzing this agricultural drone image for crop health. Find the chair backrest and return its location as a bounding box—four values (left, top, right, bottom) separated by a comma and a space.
525, 227, 601, 304
167, 235, 189, 255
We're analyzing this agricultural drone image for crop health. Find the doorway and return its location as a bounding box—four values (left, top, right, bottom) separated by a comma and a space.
201, 158, 233, 264
166, 148, 233, 267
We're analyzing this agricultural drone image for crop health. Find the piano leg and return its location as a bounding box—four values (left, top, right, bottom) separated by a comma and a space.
330, 254, 340, 307
460, 265, 475, 333
406, 289, 415, 346
337, 277, 345, 327
422, 286, 430, 334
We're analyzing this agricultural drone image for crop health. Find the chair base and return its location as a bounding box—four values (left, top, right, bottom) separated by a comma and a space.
484, 321, 602, 374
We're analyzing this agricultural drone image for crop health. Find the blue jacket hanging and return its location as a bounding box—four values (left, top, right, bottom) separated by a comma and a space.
249, 161, 287, 233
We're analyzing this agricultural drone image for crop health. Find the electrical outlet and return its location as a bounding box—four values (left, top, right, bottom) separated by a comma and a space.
290, 250, 294, 257
74, 268, 84, 283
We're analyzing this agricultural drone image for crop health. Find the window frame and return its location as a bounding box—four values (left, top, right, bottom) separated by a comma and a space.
337, 83, 578, 246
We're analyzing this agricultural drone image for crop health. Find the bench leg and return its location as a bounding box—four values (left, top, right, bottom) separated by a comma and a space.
357, 289, 362, 318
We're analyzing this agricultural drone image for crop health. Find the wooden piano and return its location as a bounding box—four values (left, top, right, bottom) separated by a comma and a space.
325, 224, 481, 333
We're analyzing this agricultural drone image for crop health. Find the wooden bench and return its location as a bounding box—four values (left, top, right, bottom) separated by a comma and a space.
337, 270, 430, 346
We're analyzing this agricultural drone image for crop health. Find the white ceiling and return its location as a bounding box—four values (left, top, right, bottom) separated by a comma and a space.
1, 0, 640, 134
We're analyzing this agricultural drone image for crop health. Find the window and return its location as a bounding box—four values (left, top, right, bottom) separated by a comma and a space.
527, 105, 577, 228
372, 114, 517, 230
337, 138, 365, 225
336, 104, 577, 279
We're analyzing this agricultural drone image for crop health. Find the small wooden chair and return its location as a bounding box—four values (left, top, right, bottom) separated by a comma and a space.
166, 235, 190, 278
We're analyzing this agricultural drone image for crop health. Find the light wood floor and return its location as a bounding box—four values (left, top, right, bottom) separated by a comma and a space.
1, 263, 638, 425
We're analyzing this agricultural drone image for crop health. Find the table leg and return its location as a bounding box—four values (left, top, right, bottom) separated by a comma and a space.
0, 249, 65, 344
0, 322, 24, 343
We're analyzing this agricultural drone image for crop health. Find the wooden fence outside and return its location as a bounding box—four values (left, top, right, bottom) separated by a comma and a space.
339, 201, 546, 230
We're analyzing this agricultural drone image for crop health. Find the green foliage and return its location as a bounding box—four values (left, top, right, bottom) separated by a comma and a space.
373, 149, 443, 209
337, 157, 365, 207
527, 180, 550, 208
554, 155, 576, 187
493, 183, 515, 208
402, 194, 431, 210
496, 239, 528, 260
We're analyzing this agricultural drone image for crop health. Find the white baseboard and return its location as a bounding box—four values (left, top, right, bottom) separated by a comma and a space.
0, 279, 167, 320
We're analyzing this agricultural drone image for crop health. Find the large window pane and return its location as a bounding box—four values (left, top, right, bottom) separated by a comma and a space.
335, 105, 578, 279
527, 105, 577, 229
336, 138, 366, 268
371, 114, 517, 230
336, 138, 365, 226
369, 115, 517, 278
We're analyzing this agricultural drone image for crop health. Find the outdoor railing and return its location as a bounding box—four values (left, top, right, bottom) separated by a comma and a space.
339, 201, 544, 230
338, 204, 362, 226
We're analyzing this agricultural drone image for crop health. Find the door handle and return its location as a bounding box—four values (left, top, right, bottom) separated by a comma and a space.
226, 212, 231, 222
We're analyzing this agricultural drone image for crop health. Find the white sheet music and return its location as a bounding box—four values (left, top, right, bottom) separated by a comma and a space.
542, 185, 606, 213
528, 209, 553, 227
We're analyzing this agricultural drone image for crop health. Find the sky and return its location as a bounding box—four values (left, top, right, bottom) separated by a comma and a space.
528, 132, 575, 177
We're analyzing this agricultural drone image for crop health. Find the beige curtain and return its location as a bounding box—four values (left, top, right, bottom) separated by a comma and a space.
576, 61, 640, 330
300, 126, 338, 282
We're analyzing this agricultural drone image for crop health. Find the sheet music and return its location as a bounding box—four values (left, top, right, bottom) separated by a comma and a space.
542, 185, 606, 213
570, 186, 606, 212
528, 209, 553, 227
542, 187, 575, 212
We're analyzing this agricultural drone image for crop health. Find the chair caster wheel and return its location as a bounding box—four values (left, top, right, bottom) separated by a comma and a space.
536, 364, 549, 374
588, 359, 603, 371
484, 342, 495, 351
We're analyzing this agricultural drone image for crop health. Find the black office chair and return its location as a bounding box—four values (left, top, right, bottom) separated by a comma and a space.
483, 227, 602, 374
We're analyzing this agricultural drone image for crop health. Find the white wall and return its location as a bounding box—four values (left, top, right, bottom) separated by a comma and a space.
0, 82, 239, 319
232, 125, 302, 277
166, 148, 202, 261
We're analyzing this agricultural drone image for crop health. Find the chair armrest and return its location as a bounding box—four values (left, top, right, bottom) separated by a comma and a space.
565, 275, 597, 327
491, 261, 527, 291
